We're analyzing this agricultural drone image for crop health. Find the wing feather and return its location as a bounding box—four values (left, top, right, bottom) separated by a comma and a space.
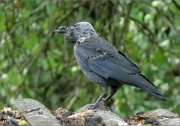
88, 54, 135, 82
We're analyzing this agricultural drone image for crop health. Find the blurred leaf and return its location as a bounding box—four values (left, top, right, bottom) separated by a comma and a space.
0, 0, 179, 115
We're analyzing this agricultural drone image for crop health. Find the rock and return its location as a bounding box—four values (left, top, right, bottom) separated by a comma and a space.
55, 104, 127, 126
11, 99, 61, 126
147, 109, 180, 126
10, 99, 180, 126
125, 109, 180, 126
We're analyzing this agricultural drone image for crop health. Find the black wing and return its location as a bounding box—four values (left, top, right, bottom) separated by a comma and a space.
76, 36, 165, 100
82, 37, 140, 75
87, 51, 140, 81
87, 49, 166, 100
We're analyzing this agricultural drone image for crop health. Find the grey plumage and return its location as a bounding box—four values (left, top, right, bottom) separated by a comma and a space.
55, 21, 166, 108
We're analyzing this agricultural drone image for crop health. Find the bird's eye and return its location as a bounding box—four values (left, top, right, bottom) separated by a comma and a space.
70, 26, 74, 30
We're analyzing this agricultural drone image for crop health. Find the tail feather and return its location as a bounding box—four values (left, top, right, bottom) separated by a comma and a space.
129, 74, 166, 100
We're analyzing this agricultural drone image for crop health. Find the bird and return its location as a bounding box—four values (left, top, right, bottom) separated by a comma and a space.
54, 21, 166, 109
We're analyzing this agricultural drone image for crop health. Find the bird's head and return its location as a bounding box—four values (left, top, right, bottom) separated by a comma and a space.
54, 22, 97, 43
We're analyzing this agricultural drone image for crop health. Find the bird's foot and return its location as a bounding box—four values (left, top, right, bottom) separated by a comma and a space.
75, 103, 99, 111
76, 102, 112, 112
87, 103, 100, 110
87, 101, 112, 111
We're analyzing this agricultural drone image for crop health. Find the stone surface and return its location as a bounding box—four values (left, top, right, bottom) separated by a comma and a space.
10, 99, 180, 126
12, 98, 61, 126
126, 109, 180, 126
76, 104, 127, 126
147, 109, 180, 126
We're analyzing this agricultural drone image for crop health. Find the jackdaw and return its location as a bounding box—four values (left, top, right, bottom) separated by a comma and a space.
55, 21, 166, 109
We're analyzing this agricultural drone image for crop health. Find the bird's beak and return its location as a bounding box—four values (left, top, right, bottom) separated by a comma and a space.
54, 27, 67, 33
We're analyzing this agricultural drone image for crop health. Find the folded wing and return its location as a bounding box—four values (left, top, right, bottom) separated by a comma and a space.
88, 53, 166, 100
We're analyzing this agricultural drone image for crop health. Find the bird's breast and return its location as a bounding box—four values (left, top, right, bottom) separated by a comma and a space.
73, 44, 90, 70
73, 44, 106, 84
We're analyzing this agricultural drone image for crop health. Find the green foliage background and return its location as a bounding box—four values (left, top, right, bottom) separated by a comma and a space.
0, 0, 179, 117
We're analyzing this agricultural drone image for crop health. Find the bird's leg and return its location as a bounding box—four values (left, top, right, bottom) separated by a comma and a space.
91, 86, 108, 109
103, 86, 118, 101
